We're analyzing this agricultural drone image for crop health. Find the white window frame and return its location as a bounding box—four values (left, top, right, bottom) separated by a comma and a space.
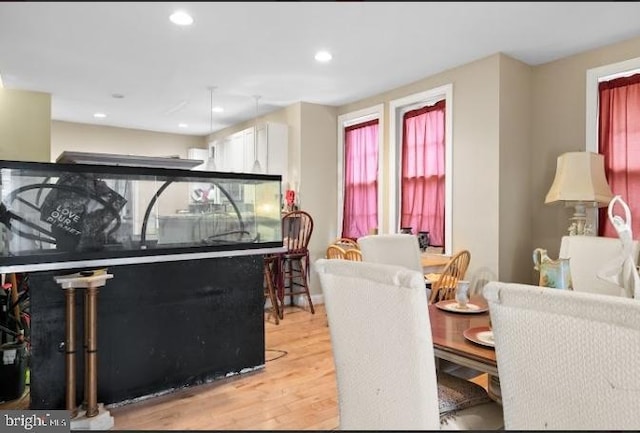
586, 57, 640, 230
336, 103, 384, 238
388, 84, 453, 254
586, 56, 640, 152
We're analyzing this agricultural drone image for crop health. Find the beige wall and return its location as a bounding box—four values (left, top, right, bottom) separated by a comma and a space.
299, 102, 338, 294
531, 35, 640, 260
51, 120, 206, 162
498, 54, 533, 283
0, 88, 51, 162
337, 55, 507, 282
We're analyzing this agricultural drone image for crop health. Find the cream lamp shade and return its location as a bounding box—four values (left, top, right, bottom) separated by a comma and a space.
545, 151, 613, 235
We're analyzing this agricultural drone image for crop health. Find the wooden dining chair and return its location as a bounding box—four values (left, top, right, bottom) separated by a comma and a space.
326, 244, 347, 259
315, 259, 503, 430
428, 250, 471, 304
344, 248, 362, 261
333, 237, 359, 250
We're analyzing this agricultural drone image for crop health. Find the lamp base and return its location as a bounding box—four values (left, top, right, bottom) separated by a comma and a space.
567, 202, 595, 236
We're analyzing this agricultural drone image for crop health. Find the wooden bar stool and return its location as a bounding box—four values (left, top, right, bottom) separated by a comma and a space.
280, 210, 315, 316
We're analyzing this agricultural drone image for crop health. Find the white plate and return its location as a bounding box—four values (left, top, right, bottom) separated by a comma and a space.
463, 326, 495, 348
435, 300, 489, 314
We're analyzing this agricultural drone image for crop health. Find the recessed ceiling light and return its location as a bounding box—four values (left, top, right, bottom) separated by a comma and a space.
315, 50, 332, 63
93, 112, 107, 119
178, 123, 188, 128
169, 11, 194, 26
111, 93, 125, 99
212, 106, 224, 113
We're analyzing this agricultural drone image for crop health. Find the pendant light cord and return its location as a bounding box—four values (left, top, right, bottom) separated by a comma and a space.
254, 95, 260, 156
252, 95, 262, 173
214, 87, 219, 134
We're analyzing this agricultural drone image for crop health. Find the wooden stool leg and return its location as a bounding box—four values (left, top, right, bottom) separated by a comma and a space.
280, 256, 314, 315
300, 257, 315, 314
263, 260, 280, 325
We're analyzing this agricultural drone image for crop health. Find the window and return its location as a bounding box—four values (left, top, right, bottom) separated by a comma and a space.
389, 85, 452, 253
341, 119, 379, 239
400, 100, 446, 246
586, 57, 640, 236
597, 73, 640, 237
337, 104, 384, 239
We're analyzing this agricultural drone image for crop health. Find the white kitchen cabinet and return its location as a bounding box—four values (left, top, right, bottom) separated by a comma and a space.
209, 139, 225, 171
260, 122, 287, 180
224, 132, 245, 173
242, 128, 256, 173
209, 122, 288, 184
187, 147, 209, 171
247, 122, 288, 184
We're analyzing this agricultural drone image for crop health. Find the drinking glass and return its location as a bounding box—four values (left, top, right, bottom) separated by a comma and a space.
455, 280, 470, 308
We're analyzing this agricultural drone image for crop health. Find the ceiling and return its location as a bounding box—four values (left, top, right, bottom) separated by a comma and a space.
2, 2, 640, 137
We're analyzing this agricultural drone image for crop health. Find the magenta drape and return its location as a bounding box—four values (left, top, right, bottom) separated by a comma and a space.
598, 73, 640, 237
400, 100, 446, 246
342, 119, 379, 239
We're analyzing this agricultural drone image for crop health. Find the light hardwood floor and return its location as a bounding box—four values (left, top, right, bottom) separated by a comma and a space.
2, 303, 489, 430
110, 305, 339, 430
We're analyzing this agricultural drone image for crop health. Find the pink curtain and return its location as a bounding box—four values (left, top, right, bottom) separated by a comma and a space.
342, 119, 379, 239
400, 100, 446, 246
598, 73, 640, 237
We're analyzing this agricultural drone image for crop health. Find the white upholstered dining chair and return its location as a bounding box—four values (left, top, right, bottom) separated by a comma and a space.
315, 259, 503, 430
484, 281, 640, 430
357, 233, 423, 273
558, 235, 640, 297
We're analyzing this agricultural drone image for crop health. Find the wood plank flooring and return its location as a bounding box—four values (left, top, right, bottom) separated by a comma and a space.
2, 303, 489, 430
110, 305, 339, 430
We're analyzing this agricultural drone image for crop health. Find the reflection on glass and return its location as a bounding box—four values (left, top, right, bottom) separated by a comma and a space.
0, 161, 282, 261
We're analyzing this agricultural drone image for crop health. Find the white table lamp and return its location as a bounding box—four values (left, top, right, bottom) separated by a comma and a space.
545, 151, 613, 235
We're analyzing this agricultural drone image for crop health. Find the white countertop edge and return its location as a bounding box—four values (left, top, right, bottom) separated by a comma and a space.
0, 246, 287, 274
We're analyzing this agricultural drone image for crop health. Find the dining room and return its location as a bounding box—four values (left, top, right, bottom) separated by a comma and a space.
3, 2, 640, 431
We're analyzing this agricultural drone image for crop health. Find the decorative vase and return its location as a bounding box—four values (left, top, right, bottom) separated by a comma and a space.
417, 231, 430, 251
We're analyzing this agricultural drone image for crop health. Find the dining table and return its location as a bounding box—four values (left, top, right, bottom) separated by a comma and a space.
421, 252, 451, 274
428, 295, 502, 404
